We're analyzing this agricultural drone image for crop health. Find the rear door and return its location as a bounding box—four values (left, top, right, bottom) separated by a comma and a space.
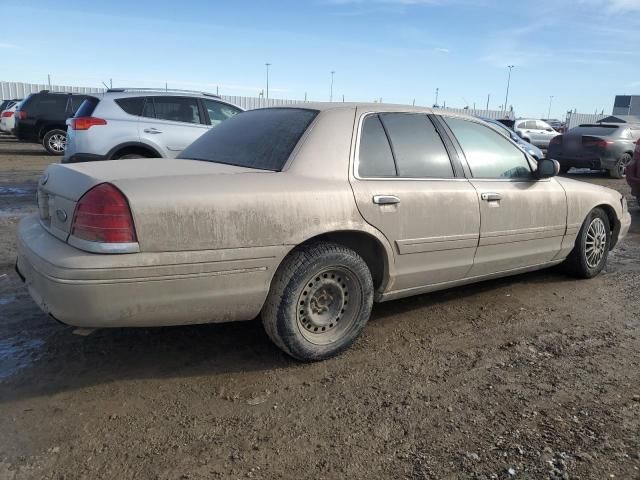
349, 110, 480, 292
443, 116, 567, 276
138, 96, 209, 158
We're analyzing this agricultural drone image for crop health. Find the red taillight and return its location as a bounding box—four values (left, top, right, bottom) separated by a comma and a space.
1, 111, 13, 118
71, 183, 137, 243
583, 137, 612, 149
70, 117, 107, 130
16, 111, 26, 120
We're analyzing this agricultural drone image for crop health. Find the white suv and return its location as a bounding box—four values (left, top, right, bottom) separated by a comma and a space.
513, 119, 559, 149
63, 89, 242, 163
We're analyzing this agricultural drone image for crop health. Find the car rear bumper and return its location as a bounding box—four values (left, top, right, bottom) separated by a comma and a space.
618, 210, 631, 243
16, 214, 285, 328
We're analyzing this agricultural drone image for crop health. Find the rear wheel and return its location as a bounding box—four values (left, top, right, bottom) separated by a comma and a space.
563, 207, 610, 278
262, 242, 374, 361
560, 164, 571, 174
117, 153, 145, 159
43, 129, 66, 155
608, 153, 632, 179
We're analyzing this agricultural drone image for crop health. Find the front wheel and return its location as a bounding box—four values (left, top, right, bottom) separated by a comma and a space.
43, 129, 67, 155
563, 207, 611, 278
262, 242, 374, 361
608, 153, 632, 179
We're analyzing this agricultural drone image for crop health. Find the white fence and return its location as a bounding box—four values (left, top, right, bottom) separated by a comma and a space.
565, 112, 607, 130
0, 81, 104, 100
1, 81, 515, 119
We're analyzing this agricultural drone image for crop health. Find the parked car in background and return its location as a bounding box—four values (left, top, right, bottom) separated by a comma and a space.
479, 117, 544, 159
0, 101, 21, 134
542, 118, 566, 133
513, 119, 560, 148
626, 142, 640, 201
16, 104, 630, 361
0, 99, 21, 113
547, 122, 640, 178
14, 91, 96, 155
63, 89, 243, 163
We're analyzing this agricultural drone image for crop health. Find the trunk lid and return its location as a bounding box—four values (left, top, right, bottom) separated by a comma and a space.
37, 158, 270, 243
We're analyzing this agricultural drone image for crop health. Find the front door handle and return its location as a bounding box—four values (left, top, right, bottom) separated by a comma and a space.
373, 195, 400, 205
481, 192, 502, 202
144, 128, 162, 134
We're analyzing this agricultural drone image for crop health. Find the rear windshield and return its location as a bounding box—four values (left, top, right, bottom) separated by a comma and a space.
178, 108, 319, 171
572, 125, 619, 136
74, 97, 99, 117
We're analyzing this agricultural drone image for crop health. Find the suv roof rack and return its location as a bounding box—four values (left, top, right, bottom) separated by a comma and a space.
106, 87, 220, 98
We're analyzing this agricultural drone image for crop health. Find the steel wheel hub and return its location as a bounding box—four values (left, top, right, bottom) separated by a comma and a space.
296, 267, 360, 345
585, 217, 607, 268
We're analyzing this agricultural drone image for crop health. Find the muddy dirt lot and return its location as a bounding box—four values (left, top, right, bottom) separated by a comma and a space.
0, 134, 638, 480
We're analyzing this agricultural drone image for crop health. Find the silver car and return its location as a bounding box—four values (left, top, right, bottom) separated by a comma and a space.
514, 118, 559, 149
63, 89, 242, 163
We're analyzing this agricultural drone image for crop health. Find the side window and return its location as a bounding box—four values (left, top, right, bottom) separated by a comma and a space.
115, 97, 146, 116
379, 113, 454, 178
71, 95, 88, 112
37, 95, 69, 115
358, 115, 396, 177
203, 99, 241, 126
445, 117, 532, 179
524, 121, 537, 129
141, 97, 155, 118
536, 121, 551, 131
151, 96, 202, 124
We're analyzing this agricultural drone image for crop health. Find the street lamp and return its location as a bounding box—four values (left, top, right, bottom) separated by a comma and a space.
330, 71, 335, 102
504, 65, 514, 114
265, 63, 271, 101
547, 95, 554, 119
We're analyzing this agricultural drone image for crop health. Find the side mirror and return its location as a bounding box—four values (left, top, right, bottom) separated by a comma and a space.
537, 158, 560, 179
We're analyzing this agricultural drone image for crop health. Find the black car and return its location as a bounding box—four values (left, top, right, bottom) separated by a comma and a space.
14, 91, 96, 155
547, 123, 640, 178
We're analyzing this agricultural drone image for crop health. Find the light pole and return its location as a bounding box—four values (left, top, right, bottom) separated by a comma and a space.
504, 65, 514, 114
330, 71, 335, 102
547, 95, 554, 119
435, 87, 439, 107
265, 63, 271, 101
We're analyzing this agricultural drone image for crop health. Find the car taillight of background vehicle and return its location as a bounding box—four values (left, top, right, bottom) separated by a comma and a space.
70, 117, 107, 130
1, 111, 13, 118
16, 111, 26, 120
582, 138, 613, 149
71, 183, 137, 243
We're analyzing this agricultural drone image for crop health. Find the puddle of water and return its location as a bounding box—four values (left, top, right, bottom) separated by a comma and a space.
0, 186, 33, 196
0, 336, 45, 380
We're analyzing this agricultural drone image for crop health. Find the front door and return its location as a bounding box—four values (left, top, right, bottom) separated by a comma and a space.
349, 111, 480, 292
443, 116, 567, 277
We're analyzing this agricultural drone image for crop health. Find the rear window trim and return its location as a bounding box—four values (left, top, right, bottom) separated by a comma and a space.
353, 111, 466, 182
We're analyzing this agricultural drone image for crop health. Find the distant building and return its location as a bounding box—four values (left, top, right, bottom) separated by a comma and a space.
613, 95, 640, 115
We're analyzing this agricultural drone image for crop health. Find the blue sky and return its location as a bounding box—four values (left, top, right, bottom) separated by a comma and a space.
2, 0, 640, 118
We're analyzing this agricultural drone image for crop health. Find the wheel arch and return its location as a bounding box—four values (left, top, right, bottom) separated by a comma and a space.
107, 142, 162, 160
38, 123, 67, 140
594, 203, 621, 249
275, 229, 394, 296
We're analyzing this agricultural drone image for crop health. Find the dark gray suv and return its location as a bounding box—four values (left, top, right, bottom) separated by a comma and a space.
547, 122, 640, 178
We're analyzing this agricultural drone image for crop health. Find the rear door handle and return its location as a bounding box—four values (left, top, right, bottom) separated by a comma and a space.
373, 195, 400, 205
481, 192, 502, 202
144, 128, 162, 134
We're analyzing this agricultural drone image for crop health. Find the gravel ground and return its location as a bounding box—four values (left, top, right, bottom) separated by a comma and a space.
0, 134, 638, 480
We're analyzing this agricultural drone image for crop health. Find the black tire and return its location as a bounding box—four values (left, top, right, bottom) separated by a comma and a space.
117, 153, 145, 159
262, 242, 374, 361
42, 129, 66, 155
608, 153, 632, 179
560, 164, 571, 174
563, 207, 610, 278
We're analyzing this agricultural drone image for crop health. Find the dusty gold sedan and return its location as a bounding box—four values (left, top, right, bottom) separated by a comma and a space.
16, 104, 631, 361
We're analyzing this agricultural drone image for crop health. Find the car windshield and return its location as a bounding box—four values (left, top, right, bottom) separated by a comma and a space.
179, 108, 319, 171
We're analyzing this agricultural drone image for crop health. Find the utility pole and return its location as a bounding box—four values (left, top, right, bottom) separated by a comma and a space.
265, 63, 271, 100
435, 87, 439, 107
109, 78, 113, 89
486, 93, 490, 110
304, 92, 307, 102
504, 65, 514, 113
547, 95, 554, 118
330, 71, 335, 102
47, 74, 51, 88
